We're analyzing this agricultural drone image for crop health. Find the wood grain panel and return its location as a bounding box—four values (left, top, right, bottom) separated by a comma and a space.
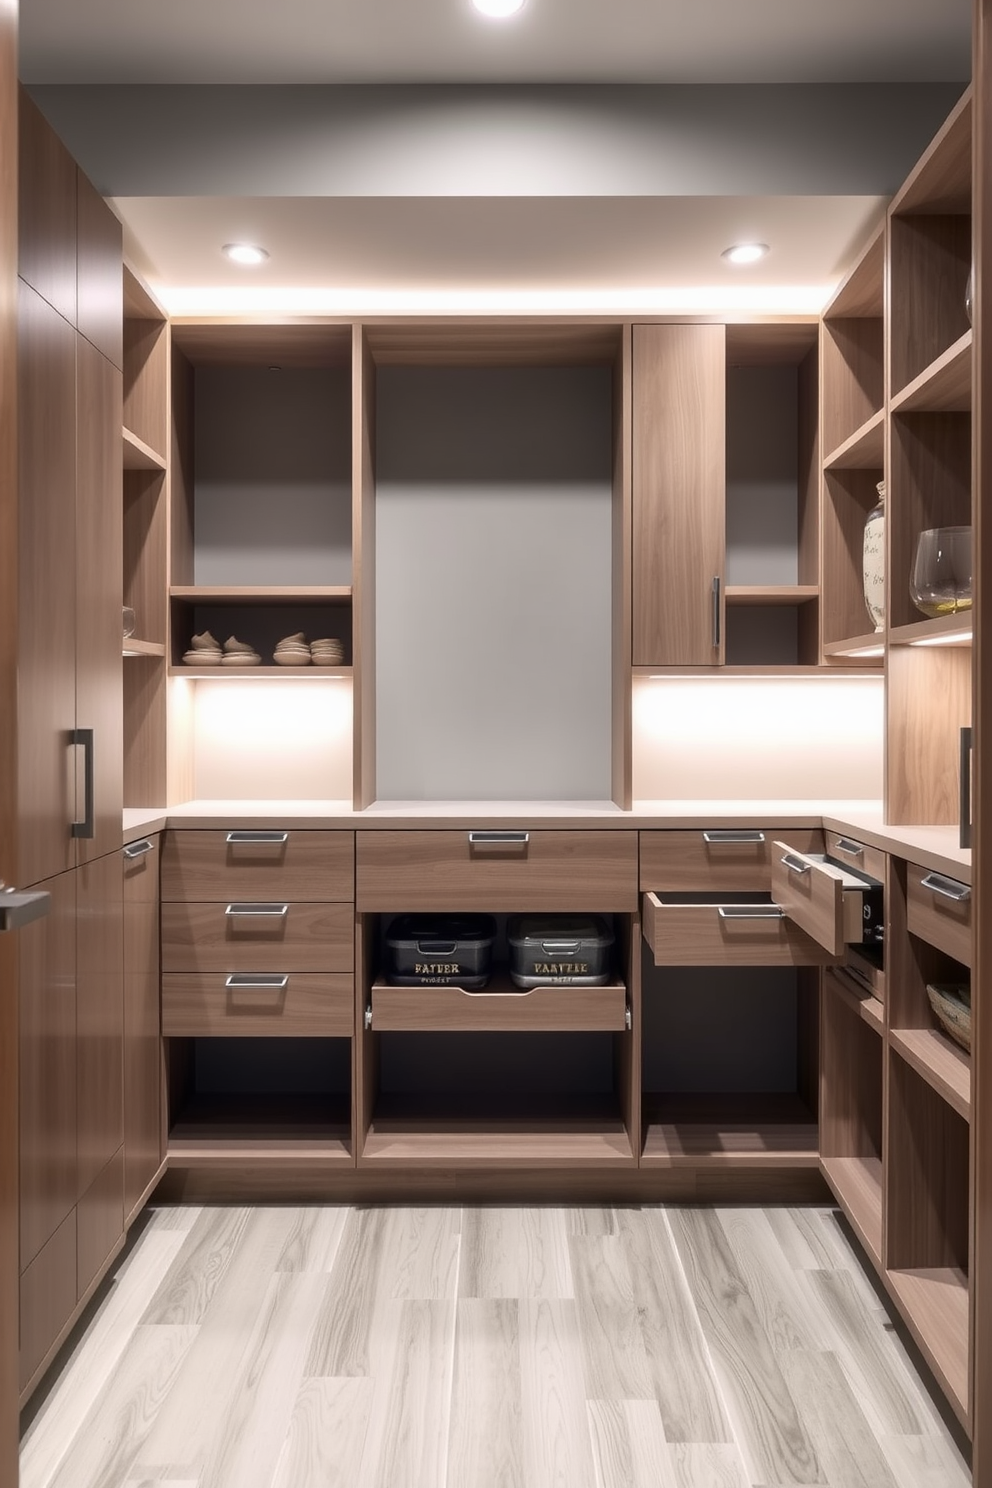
124, 468, 168, 644
75, 334, 124, 863
76, 1145, 124, 1300
161, 901, 355, 974
19, 1208, 76, 1392
123, 836, 163, 1217
612, 324, 632, 807
820, 975, 883, 1166
640, 827, 823, 892
162, 828, 355, 902
906, 858, 972, 966
76, 170, 122, 370
821, 318, 884, 457
770, 845, 846, 956
353, 322, 376, 807
890, 88, 972, 215
887, 409, 972, 631
17, 89, 76, 323
162, 972, 354, 1037
890, 214, 972, 396
357, 830, 638, 912
169, 343, 195, 588
886, 1048, 970, 1274
369, 976, 626, 1032
823, 830, 887, 885
76, 850, 124, 1196
19, 869, 76, 1271
17, 281, 76, 886
825, 224, 885, 318
123, 266, 169, 457
886, 645, 973, 826
171, 318, 352, 367
642, 892, 836, 967
365, 318, 620, 365
123, 652, 168, 810
632, 324, 725, 666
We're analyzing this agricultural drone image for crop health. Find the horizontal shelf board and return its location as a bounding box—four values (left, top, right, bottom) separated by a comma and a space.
361, 1094, 633, 1167
633, 666, 872, 679
824, 966, 884, 1032
890, 1027, 971, 1121
886, 1267, 970, 1427
641, 1092, 818, 1169
822, 408, 885, 470
890, 331, 972, 414
171, 320, 353, 368
370, 971, 628, 1032
724, 585, 818, 606
888, 612, 972, 647
821, 634, 885, 660
122, 425, 167, 471
167, 1093, 352, 1165
889, 88, 972, 215
171, 586, 352, 603
823, 227, 885, 319
169, 665, 352, 679
123, 639, 166, 658
821, 1155, 882, 1264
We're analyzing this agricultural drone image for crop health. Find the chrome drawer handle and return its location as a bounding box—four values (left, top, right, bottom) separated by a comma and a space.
468, 831, 529, 844
123, 839, 154, 859
780, 852, 811, 876
920, 873, 970, 903
226, 831, 289, 844
702, 830, 765, 843
225, 974, 289, 989
833, 838, 864, 857
225, 903, 289, 917
718, 905, 786, 920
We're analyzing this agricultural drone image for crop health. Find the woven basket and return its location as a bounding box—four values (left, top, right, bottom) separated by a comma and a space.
926, 983, 972, 1053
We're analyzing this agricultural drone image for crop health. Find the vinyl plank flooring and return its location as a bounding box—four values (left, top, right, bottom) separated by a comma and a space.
459, 1206, 573, 1300
716, 1208, 834, 1353
378, 1205, 460, 1300
274, 1206, 349, 1273
767, 1206, 888, 1315
667, 1207, 825, 1486
446, 1299, 523, 1488
141, 1207, 252, 1325
569, 1235, 654, 1400
615, 1209, 732, 1445
304, 1208, 390, 1377
359, 1300, 456, 1488
519, 1299, 598, 1488
587, 1399, 675, 1488
879, 1432, 973, 1488
777, 1349, 901, 1488
269, 1378, 375, 1488
667, 1442, 753, 1488
566, 1207, 617, 1237
148, 1206, 204, 1233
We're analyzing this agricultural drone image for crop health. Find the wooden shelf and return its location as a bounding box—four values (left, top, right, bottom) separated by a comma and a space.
370, 971, 628, 1033
167, 1094, 353, 1167
890, 332, 972, 414
361, 1094, 633, 1168
822, 408, 885, 471
723, 585, 818, 606
888, 612, 972, 647
122, 638, 166, 658
821, 1154, 883, 1264
169, 664, 352, 679
824, 226, 885, 319
170, 585, 353, 603
122, 425, 167, 472
886, 1267, 970, 1429
821, 633, 885, 659
890, 1028, 971, 1122
824, 965, 884, 1032
890, 88, 972, 215
640, 1093, 818, 1169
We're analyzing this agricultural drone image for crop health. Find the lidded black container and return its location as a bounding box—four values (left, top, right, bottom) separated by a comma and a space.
507, 914, 614, 989
384, 913, 497, 988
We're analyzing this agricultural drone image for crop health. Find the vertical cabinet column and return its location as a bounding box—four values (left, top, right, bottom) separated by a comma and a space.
123, 835, 163, 1219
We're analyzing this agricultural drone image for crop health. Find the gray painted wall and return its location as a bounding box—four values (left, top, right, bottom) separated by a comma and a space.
375, 365, 613, 802
726, 365, 798, 586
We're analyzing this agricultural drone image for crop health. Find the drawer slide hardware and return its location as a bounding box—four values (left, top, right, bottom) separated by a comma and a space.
226, 831, 290, 844
920, 872, 971, 903
225, 974, 289, 989
702, 830, 765, 843
225, 903, 290, 917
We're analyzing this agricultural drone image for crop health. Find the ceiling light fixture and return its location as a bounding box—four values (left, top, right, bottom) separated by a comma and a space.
222, 242, 269, 265
722, 243, 769, 266
472, 0, 526, 16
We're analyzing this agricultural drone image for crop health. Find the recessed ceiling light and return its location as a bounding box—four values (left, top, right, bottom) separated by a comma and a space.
473, 0, 526, 16
722, 243, 769, 266
222, 242, 269, 265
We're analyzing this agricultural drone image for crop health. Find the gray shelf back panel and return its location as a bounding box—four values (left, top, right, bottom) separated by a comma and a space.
375, 365, 614, 801
193, 366, 352, 586
726, 365, 799, 586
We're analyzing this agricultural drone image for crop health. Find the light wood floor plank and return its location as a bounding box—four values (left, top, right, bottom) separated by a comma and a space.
459, 1207, 573, 1300
274, 1205, 349, 1274
667, 1207, 825, 1485
447, 1299, 523, 1488
668, 1442, 753, 1488
567, 1207, 617, 1237
879, 1432, 973, 1488
767, 1207, 887, 1316
616, 1209, 732, 1445
141, 1208, 252, 1326
148, 1206, 204, 1233
587, 1399, 676, 1488
304, 1207, 391, 1377
778, 1349, 901, 1488
46, 1326, 198, 1488
270, 1378, 375, 1488
569, 1236, 654, 1401
716, 1208, 834, 1353
519, 1299, 597, 1488
378, 1206, 460, 1300
359, 1300, 456, 1488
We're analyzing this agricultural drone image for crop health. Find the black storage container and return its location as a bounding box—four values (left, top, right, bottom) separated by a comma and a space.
507, 914, 614, 988
384, 913, 497, 988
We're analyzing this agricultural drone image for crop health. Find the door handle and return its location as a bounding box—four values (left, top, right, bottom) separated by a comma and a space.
712, 576, 721, 650
0, 886, 52, 932
70, 727, 95, 839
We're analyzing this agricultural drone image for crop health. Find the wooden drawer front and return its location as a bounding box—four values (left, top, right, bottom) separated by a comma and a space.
161, 830, 355, 903
639, 828, 823, 892
163, 973, 354, 1037
123, 834, 160, 900
357, 831, 639, 911
770, 842, 867, 958
643, 892, 836, 967
161, 902, 354, 974
906, 862, 972, 967
370, 976, 627, 1033
824, 831, 887, 887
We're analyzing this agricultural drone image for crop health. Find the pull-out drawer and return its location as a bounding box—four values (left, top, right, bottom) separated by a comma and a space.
770, 842, 881, 958
906, 862, 972, 967
161, 902, 355, 974
369, 974, 628, 1033
357, 831, 638, 912
162, 972, 354, 1037
642, 891, 836, 966
824, 831, 887, 886
161, 829, 355, 903
640, 827, 823, 892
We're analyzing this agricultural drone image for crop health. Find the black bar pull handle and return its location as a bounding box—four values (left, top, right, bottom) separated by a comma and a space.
960, 726, 972, 851
71, 727, 95, 839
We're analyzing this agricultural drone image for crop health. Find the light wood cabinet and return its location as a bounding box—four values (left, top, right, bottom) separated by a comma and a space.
76, 851, 124, 1197
123, 836, 164, 1218
17, 90, 76, 326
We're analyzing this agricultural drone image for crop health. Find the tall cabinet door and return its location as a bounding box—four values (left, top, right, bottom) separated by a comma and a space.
123, 836, 163, 1219
17, 283, 77, 887
76, 851, 124, 1197
76, 334, 124, 863
632, 324, 726, 666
